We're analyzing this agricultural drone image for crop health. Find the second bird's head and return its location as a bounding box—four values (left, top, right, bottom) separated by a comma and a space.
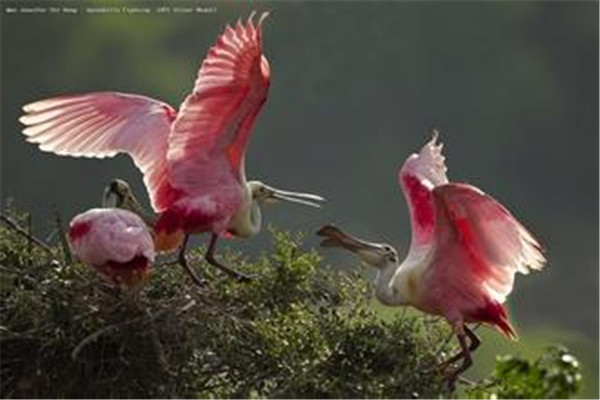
103, 179, 138, 209
229, 180, 326, 238
248, 180, 326, 208
317, 225, 399, 269
102, 179, 156, 225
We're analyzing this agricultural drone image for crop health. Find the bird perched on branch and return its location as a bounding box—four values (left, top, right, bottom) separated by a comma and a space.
317, 132, 546, 381
20, 12, 325, 285
69, 208, 155, 288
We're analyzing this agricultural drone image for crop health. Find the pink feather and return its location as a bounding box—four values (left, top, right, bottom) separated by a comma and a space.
21, 12, 271, 237
68, 208, 155, 286
399, 135, 546, 338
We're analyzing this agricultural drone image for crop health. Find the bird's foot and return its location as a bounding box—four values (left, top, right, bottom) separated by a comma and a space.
206, 256, 256, 283
440, 366, 475, 391
440, 367, 460, 392
230, 270, 256, 283
424, 358, 453, 375
216, 263, 256, 283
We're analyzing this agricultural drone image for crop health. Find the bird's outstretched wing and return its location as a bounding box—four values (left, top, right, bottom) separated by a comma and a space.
167, 12, 271, 196
431, 183, 547, 304
398, 133, 449, 247
20, 92, 176, 211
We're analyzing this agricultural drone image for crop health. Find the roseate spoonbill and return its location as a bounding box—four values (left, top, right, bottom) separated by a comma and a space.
317, 133, 546, 381
20, 12, 325, 284
69, 208, 155, 288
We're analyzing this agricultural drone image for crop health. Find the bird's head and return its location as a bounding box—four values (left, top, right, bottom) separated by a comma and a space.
317, 225, 398, 268
102, 179, 137, 209
230, 180, 325, 239
248, 181, 326, 208
102, 179, 155, 225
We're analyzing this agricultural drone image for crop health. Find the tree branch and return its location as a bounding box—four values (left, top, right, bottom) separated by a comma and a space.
0, 213, 54, 255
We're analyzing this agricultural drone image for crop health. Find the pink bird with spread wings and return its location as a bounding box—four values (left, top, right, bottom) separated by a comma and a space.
317, 133, 547, 380
20, 12, 325, 285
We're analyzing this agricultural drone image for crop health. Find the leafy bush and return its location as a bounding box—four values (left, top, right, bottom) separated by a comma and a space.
0, 205, 583, 399
0, 206, 447, 398
466, 346, 582, 399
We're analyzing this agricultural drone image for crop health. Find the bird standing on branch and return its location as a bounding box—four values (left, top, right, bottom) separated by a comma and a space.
20, 12, 325, 285
317, 133, 546, 381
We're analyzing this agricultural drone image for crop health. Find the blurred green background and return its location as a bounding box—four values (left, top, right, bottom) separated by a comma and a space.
1, 1, 598, 397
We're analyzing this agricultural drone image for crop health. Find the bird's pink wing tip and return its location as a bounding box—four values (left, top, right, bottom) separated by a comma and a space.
224, 11, 269, 44
21, 98, 50, 113
247, 10, 270, 34
249, 10, 270, 25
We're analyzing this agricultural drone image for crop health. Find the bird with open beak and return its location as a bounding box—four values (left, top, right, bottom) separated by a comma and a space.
20, 13, 325, 285
317, 133, 546, 383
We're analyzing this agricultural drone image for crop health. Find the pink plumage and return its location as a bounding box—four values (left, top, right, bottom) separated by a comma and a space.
399, 134, 546, 339
317, 133, 546, 380
21, 12, 271, 241
21, 92, 176, 212
69, 208, 155, 286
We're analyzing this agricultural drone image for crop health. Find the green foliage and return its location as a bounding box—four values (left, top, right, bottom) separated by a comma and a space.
0, 208, 446, 398
466, 347, 582, 399
0, 206, 584, 399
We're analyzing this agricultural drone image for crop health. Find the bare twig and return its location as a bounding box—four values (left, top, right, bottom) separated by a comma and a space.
71, 299, 197, 361
156, 259, 180, 268
176, 299, 197, 315
0, 213, 54, 255
71, 316, 146, 360
53, 207, 72, 264
433, 330, 456, 360
27, 213, 33, 263
457, 376, 476, 386
144, 307, 171, 375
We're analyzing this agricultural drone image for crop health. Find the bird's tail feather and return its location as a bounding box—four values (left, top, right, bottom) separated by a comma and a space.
470, 299, 518, 341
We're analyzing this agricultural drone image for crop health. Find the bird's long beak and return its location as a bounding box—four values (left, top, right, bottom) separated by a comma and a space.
267, 186, 326, 208
316, 225, 382, 253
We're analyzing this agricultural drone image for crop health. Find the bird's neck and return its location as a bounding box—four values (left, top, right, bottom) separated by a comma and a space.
374, 260, 416, 307
126, 199, 158, 229
229, 184, 262, 238
374, 261, 404, 306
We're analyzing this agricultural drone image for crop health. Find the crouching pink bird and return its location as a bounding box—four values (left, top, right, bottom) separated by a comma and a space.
69, 208, 155, 288
20, 12, 324, 285
317, 132, 546, 381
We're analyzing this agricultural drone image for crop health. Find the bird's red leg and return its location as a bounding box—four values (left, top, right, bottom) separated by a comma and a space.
443, 324, 478, 384
430, 324, 480, 375
178, 234, 206, 287
205, 233, 253, 282
464, 324, 481, 353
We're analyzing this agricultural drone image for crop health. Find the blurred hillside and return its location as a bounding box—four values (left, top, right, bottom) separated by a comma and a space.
1, 1, 598, 397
